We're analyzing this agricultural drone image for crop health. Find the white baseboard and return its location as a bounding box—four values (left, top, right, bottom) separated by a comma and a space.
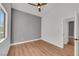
11, 38, 41, 46
11, 38, 63, 48
41, 39, 63, 48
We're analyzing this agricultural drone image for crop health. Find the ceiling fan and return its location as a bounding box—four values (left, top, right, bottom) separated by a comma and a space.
28, 3, 47, 12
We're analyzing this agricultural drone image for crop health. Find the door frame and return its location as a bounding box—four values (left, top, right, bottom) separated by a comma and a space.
74, 11, 79, 56
63, 17, 75, 45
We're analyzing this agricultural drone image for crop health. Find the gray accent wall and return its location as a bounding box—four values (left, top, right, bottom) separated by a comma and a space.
0, 3, 11, 56
11, 9, 41, 43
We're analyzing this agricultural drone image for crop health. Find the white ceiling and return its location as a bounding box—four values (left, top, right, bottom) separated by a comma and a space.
12, 3, 79, 17
12, 3, 49, 17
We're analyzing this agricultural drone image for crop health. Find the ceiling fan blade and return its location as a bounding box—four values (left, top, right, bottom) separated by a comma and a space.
28, 3, 37, 6
40, 3, 47, 6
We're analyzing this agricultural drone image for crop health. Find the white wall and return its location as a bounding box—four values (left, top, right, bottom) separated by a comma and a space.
42, 3, 79, 48
74, 12, 79, 56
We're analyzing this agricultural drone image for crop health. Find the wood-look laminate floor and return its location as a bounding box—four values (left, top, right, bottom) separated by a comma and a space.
8, 40, 74, 56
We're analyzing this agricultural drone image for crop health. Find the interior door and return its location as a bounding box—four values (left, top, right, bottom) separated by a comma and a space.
74, 12, 79, 56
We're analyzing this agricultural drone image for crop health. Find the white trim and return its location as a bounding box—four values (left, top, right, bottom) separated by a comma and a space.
11, 38, 41, 46
11, 38, 64, 48
41, 39, 63, 48
63, 17, 75, 45
0, 38, 5, 43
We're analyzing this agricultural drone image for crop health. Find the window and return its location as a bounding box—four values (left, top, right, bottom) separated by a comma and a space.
0, 9, 5, 40
0, 4, 8, 43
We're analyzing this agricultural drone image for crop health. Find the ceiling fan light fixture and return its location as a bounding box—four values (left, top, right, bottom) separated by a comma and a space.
37, 6, 41, 8
28, 3, 47, 12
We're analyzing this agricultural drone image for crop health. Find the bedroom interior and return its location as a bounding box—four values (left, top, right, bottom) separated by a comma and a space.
0, 3, 79, 56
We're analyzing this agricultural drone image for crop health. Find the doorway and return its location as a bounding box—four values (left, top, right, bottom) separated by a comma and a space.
68, 21, 74, 46
63, 17, 75, 55
63, 17, 75, 45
